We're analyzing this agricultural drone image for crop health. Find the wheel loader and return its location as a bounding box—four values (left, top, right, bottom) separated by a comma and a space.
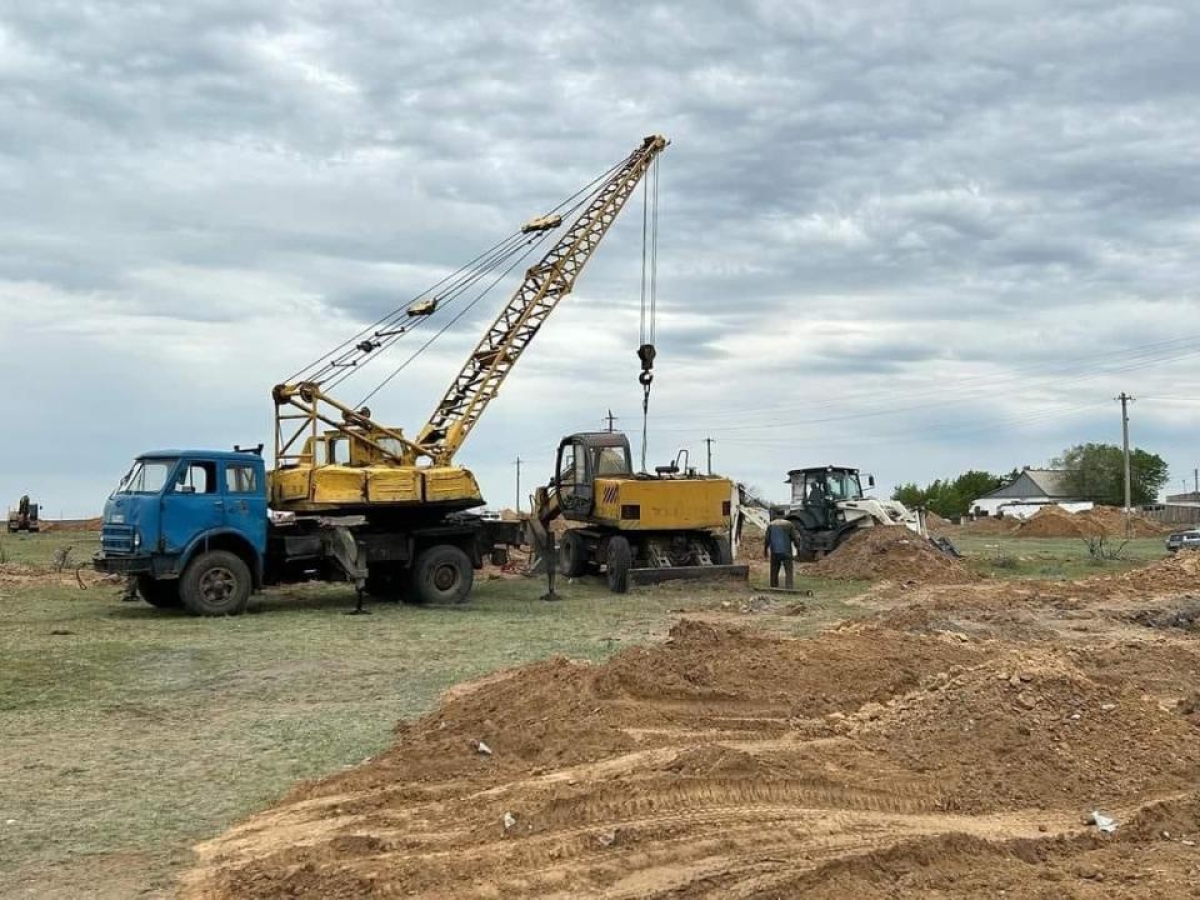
733, 466, 958, 560
528, 432, 748, 595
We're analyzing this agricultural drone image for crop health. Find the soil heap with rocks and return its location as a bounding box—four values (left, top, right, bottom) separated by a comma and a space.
811, 526, 978, 584
1016, 504, 1165, 539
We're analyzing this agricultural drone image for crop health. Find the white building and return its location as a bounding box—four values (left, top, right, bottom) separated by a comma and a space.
970, 469, 1093, 519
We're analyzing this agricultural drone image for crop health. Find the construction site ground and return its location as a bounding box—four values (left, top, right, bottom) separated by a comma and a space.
2, 530, 1198, 898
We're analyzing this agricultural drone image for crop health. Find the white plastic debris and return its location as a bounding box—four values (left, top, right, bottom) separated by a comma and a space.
1088, 811, 1118, 833
502, 812, 516, 831
475, 740, 493, 756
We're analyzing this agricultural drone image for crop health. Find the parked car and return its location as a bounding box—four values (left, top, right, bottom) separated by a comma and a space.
1165, 530, 1200, 552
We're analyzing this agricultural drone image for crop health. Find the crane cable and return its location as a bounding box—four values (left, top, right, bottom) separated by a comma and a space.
637, 154, 660, 471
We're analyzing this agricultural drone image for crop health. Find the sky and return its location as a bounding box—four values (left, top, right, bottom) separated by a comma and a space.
2, 0, 1199, 517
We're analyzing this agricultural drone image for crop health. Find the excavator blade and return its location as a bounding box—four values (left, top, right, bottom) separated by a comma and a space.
628, 564, 749, 587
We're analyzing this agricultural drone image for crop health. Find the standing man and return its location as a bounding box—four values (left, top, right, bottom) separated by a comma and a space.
764, 517, 802, 589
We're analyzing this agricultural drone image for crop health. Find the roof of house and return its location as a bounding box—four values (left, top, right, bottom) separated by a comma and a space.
977, 469, 1075, 501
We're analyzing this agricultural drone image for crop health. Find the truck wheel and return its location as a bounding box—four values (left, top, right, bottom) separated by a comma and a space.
606, 536, 632, 594
708, 535, 733, 565
137, 575, 181, 609
412, 545, 474, 605
180, 550, 251, 616
558, 530, 589, 578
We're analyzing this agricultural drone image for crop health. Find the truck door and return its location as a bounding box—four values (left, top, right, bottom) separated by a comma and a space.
222, 460, 268, 555
160, 460, 224, 554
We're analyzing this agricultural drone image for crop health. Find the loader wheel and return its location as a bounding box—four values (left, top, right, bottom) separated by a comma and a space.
412, 544, 474, 605
605, 536, 632, 594
558, 530, 589, 578
180, 551, 251, 617
137, 575, 181, 609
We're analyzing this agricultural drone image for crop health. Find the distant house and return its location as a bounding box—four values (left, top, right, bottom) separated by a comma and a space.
970, 469, 1092, 519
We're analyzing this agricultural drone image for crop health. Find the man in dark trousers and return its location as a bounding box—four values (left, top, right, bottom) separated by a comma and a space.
763, 517, 803, 589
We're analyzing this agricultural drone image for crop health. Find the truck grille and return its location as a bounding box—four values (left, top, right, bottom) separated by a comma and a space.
101, 524, 135, 554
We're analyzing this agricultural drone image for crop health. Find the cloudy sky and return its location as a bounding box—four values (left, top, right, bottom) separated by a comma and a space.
2, 0, 1199, 517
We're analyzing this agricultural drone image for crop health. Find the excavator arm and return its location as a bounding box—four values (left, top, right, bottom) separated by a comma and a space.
415, 134, 668, 464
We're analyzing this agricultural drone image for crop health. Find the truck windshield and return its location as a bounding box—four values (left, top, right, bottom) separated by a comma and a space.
116, 459, 175, 494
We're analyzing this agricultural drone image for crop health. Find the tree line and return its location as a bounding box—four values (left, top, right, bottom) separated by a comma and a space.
891, 443, 1170, 518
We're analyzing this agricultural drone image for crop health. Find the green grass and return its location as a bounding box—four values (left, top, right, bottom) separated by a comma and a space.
952, 535, 1170, 580
0, 534, 866, 899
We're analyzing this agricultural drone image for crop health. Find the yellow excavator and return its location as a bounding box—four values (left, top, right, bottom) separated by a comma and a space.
529, 433, 748, 595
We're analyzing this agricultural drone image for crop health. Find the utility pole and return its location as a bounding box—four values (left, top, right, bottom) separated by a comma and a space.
514, 456, 522, 514
1193, 467, 1198, 496
604, 409, 618, 433
1116, 393, 1134, 524
704, 437, 714, 475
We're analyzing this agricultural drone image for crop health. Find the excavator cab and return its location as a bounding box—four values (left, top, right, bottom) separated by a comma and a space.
554, 432, 634, 516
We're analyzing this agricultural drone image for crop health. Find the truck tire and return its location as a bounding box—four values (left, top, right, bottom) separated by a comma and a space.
606, 536, 632, 594
180, 550, 251, 616
412, 544, 474, 605
137, 575, 181, 609
558, 530, 589, 578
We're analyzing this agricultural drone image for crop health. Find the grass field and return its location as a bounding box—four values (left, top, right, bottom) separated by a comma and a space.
0, 532, 866, 899
0, 530, 1173, 898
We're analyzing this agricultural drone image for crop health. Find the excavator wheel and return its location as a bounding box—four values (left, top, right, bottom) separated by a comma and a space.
558, 530, 589, 578
605, 536, 632, 594
412, 544, 474, 605
707, 535, 733, 566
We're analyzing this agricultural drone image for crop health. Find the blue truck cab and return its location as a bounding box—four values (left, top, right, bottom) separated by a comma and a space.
95, 450, 268, 615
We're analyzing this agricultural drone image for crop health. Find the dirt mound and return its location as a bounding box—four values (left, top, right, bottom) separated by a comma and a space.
38, 518, 102, 532
1089, 551, 1200, 594
957, 515, 1019, 535
812, 527, 978, 584
862, 649, 1200, 813
1015, 504, 1164, 538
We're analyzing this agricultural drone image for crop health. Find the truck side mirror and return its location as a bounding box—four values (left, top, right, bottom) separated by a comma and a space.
868, 475, 876, 488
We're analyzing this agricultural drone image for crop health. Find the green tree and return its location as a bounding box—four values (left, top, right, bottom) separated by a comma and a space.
891, 470, 1006, 518
1053, 443, 1169, 506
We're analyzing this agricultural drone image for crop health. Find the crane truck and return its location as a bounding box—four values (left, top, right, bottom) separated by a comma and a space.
94, 135, 668, 615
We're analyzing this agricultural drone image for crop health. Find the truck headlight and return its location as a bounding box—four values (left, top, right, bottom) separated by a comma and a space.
133, 531, 142, 550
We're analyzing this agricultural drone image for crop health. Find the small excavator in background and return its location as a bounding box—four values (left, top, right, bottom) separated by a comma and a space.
528, 432, 748, 596
7, 495, 40, 534
734, 465, 957, 559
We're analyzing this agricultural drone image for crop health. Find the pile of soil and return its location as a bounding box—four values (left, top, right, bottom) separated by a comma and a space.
1094, 550, 1200, 593
181, 611, 1200, 900
1016, 505, 1164, 539
812, 527, 978, 584
861, 649, 1200, 813
956, 516, 1020, 536
37, 516, 102, 532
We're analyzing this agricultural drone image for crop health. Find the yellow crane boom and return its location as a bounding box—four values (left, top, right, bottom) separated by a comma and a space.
269, 134, 668, 515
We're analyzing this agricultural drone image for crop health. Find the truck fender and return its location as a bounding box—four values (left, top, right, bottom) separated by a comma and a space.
180, 529, 265, 588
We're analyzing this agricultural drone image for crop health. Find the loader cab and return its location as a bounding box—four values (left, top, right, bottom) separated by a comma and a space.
553, 432, 634, 516
787, 466, 872, 529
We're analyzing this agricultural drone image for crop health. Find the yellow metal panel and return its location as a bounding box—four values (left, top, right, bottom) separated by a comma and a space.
269, 467, 311, 505
423, 466, 484, 505
365, 467, 423, 503
309, 465, 367, 505
593, 477, 732, 531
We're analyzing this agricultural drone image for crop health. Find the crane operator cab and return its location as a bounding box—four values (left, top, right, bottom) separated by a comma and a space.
787, 466, 875, 531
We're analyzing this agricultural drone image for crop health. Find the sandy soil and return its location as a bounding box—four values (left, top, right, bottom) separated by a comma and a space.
178, 549, 1200, 899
